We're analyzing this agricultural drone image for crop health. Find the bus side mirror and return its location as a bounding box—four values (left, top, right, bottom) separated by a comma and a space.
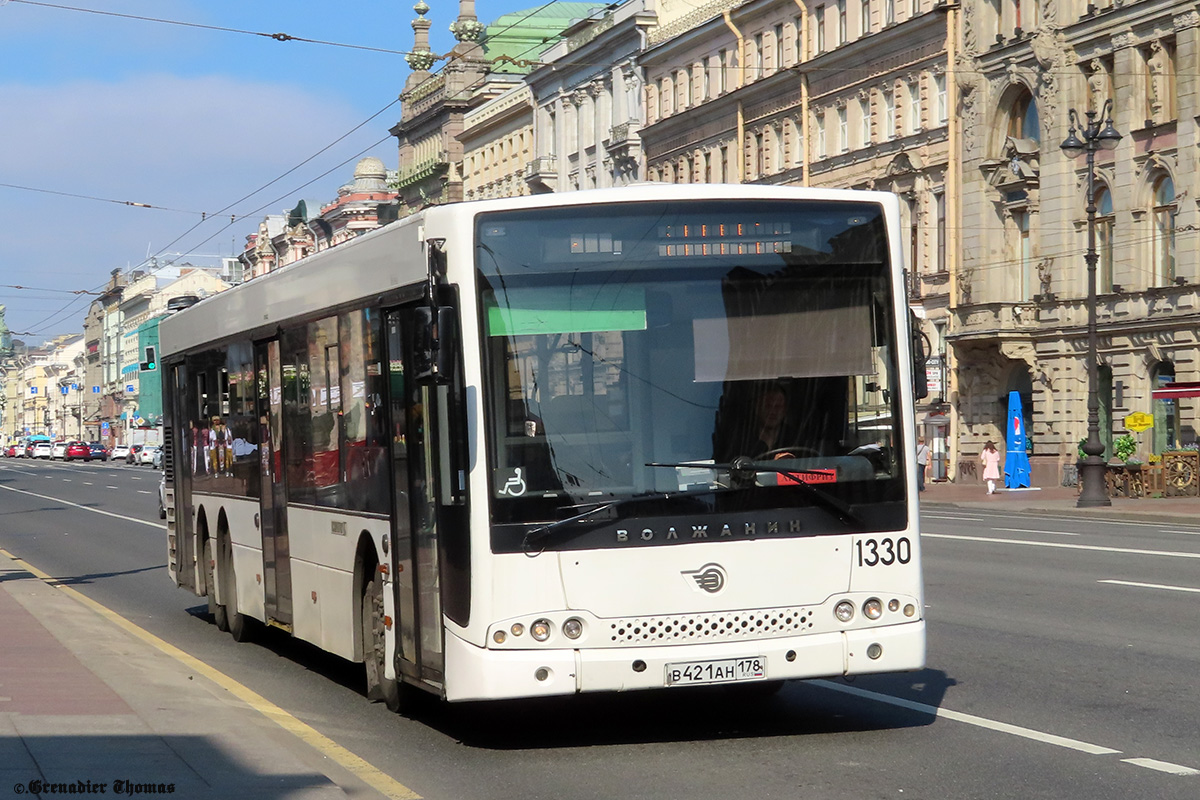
414, 306, 458, 385
911, 312, 929, 400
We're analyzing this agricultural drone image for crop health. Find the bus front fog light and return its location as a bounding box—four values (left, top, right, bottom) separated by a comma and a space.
562, 618, 583, 639
535, 667, 551, 681
510, 623, 525, 637
903, 604, 916, 617
531, 619, 552, 641
863, 598, 883, 620
867, 643, 883, 660
888, 599, 900, 612
493, 630, 507, 644
834, 601, 855, 622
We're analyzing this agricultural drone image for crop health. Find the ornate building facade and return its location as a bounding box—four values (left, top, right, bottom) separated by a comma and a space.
955, 0, 1200, 482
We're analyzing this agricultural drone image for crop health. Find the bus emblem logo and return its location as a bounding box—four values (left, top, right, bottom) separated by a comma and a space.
683, 563, 726, 594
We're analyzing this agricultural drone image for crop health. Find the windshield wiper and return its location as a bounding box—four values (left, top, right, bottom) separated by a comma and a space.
521, 489, 723, 555
646, 457, 863, 527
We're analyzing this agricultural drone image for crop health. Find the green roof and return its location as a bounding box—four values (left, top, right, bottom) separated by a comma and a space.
482, 3, 601, 74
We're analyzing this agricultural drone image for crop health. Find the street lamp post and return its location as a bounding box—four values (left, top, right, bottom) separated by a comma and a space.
1061, 100, 1121, 507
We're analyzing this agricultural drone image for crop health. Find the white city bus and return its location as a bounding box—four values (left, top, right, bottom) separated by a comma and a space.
159, 184, 927, 709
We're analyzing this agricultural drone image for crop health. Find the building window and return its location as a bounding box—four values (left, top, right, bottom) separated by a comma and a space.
755, 133, 765, 176
817, 113, 827, 158
935, 73, 948, 123
861, 0, 871, 36
859, 97, 871, 146
718, 50, 728, 95
720, 146, 729, 182
908, 83, 920, 133
1095, 186, 1114, 293
934, 191, 946, 273
1015, 210, 1032, 300
794, 17, 802, 63
837, 0, 847, 46
885, 0, 895, 25
1153, 362, 1179, 453
884, 91, 895, 140
1152, 174, 1177, 284
774, 24, 784, 71
1007, 89, 1039, 143
816, 6, 826, 53
838, 106, 849, 152
754, 33, 764, 79
704, 152, 712, 183
910, 0, 919, 18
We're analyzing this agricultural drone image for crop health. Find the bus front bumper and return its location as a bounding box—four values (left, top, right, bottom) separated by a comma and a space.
443, 620, 925, 702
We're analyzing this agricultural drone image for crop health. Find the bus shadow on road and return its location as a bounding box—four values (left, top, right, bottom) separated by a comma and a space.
179, 604, 955, 750
422, 669, 955, 749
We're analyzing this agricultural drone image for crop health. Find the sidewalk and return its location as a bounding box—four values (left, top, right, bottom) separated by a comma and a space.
920, 478, 1200, 523
0, 550, 408, 800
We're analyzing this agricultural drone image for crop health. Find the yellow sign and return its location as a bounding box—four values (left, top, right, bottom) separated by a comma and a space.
1124, 412, 1154, 432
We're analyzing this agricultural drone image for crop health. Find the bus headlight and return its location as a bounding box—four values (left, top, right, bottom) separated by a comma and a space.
562, 618, 583, 639
834, 601, 855, 622
531, 619, 552, 641
863, 598, 883, 620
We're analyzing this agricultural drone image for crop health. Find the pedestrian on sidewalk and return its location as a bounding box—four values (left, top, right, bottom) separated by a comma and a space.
915, 436, 930, 491
981, 440, 1001, 495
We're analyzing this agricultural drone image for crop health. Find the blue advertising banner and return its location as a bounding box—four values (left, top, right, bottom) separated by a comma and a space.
1004, 391, 1031, 488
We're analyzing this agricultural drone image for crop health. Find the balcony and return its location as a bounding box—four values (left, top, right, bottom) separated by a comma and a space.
524, 156, 558, 192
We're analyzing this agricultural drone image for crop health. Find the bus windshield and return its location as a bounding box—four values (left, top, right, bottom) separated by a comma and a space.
476, 199, 905, 540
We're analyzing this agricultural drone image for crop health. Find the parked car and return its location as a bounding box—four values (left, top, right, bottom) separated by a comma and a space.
139, 445, 161, 466
32, 442, 54, 459
126, 444, 144, 464
110, 444, 131, 462
64, 441, 92, 461
88, 442, 109, 460
51, 441, 69, 460
3, 444, 17, 458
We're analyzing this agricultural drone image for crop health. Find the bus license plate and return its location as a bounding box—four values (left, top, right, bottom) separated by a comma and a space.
665, 657, 766, 686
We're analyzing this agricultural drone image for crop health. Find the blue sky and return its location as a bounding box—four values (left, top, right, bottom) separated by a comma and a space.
0, 0, 551, 345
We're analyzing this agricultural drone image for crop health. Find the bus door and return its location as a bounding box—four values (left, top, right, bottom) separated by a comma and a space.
385, 308, 444, 682
256, 340, 292, 627
169, 362, 195, 591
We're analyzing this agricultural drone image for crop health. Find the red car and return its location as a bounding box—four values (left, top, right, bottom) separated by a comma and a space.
65, 441, 92, 461
3, 444, 17, 458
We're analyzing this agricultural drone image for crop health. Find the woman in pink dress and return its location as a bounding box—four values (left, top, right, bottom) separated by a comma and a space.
981, 440, 1002, 495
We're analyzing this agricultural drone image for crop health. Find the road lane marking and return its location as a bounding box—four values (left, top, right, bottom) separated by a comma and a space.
83, 482, 93, 486
1121, 758, 1200, 776
0, 483, 164, 529
1099, 579, 1200, 594
1160, 529, 1200, 536
993, 527, 1079, 537
922, 513, 986, 521
815, 681, 1199, 776
813, 680, 1119, 754
923, 532, 1200, 560
1, 548, 421, 800
137, 490, 151, 494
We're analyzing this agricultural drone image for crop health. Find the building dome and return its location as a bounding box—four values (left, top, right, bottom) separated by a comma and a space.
354, 156, 387, 182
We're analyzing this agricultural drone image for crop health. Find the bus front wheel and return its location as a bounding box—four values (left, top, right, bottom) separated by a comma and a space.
362, 576, 406, 713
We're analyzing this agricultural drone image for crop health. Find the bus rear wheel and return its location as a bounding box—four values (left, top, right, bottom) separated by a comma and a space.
204, 538, 228, 632
222, 537, 256, 643
362, 576, 406, 713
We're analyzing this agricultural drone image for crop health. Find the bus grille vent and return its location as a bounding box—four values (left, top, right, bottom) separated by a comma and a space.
608, 608, 814, 645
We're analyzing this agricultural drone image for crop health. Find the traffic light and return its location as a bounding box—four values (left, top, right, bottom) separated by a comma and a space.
140, 345, 157, 372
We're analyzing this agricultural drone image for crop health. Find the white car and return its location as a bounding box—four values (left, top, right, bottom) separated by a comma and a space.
51, 441, 68, 460
33, 442, 54, 459
139, 446, 161, 466
110, 444, 131, 461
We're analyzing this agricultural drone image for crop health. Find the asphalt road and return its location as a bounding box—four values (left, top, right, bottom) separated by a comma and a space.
2, 457, 1199, 800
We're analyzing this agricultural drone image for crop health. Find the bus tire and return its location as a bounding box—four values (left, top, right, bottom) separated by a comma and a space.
222, 537, 256, 643
204, 538, 229, 632
362, 576, 404, 713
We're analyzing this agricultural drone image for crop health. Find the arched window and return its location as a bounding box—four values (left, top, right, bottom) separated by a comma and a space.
1152, 174, 1176, 284
1008, 90, 1039, 142
1095, 185, 1114, 293
1152, 362, 1178, 453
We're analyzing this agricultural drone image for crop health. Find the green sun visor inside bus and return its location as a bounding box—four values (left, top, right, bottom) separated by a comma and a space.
486, 285, 647, 336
